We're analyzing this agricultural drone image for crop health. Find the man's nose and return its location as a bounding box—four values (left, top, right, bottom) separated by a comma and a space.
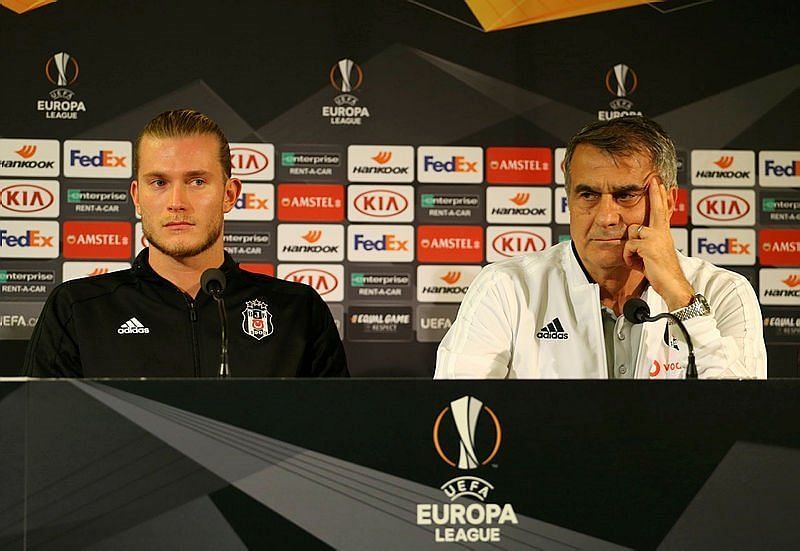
594, 194, 621, 226
167, 184, 188, 211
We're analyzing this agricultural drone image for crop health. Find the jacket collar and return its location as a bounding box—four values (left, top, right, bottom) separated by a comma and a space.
132, 248, 238, 284
570, 240, 596, 284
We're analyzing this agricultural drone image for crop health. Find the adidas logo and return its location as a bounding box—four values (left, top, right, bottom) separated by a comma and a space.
536, 317, 569, 340
117, 317, 150, 335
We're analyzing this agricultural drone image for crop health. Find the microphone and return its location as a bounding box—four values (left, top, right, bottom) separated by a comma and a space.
201, 269, 230, 378
623, 298, 697, 379
201, 269, 226, 299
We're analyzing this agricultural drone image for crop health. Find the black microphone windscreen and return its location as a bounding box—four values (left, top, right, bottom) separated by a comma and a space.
201, 269, 226, 297
623, 298, 650, 324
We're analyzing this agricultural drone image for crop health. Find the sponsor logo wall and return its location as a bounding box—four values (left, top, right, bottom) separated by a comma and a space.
1, 43, 796, 375
2, 134, 797, 358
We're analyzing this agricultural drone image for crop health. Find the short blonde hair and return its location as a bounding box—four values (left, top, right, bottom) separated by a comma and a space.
134, 109, 231, 178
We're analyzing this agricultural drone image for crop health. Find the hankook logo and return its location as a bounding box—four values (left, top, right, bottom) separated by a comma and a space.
441, 271, 461, 285
302, 230, 322, 243
714, 156, 734, 169
433, 396, 501, 470
16, 145, 36, 159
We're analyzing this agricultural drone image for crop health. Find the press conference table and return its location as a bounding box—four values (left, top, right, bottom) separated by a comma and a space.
1, 379, 799, 550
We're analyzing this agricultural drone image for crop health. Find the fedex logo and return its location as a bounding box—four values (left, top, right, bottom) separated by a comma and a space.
64, 140, 132, 178
424, 156, 476, 173
0, 230, 54, 247
696, 237, 750, 255
760, 152, 800, 187
354, 234, 409, 251
417, 147, 482, 184
347, 225, 414, 262
691, 229, 755, 265
763, 160, 798, 177
554, 187, 570, 224
70, 149, 126, 167
0, 221, 59, 258
226, 183, 274, 221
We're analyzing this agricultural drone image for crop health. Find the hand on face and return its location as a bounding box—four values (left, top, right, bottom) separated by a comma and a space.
622, 176, 694, 310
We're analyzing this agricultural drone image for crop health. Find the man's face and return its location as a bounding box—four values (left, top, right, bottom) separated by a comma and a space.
131, 133, 240, 260
567, 143, 675, 273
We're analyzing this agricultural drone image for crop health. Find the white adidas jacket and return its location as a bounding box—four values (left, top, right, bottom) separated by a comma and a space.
435, 241, 767, 379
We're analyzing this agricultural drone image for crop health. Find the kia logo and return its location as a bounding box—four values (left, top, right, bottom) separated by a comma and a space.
0, 184, 54, 213
492, 231, 547, 256
698, 194, 750, 221
230, 147, 269, 176
354, 189, 408, 217
284, 268, 338, 296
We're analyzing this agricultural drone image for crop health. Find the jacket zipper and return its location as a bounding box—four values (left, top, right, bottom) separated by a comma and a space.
184, 295, 201, 377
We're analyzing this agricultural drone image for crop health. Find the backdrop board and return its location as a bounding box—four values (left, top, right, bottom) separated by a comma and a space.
0, 0, 798, 376
2, 379, 800, 550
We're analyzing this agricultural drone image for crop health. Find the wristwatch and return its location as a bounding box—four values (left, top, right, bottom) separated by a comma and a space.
670, 294, 711, 323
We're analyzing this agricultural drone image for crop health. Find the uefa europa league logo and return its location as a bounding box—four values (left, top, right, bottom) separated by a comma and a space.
434, 396, 501, 470
45, 51, 79, 100
605, 63, 637, 110
330, 58, 363, 106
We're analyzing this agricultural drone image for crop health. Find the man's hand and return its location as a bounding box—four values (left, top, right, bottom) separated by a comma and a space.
623, 178, 695, 311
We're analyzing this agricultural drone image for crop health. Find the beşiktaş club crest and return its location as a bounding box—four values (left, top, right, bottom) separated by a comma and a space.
242, 299, 274, 340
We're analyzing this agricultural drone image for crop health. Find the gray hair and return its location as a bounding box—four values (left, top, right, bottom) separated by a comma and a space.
563, 116, 678, 189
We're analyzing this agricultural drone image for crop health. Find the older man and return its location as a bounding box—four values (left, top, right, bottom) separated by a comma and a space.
436, 116, 766, 379
24, 109, 347, 377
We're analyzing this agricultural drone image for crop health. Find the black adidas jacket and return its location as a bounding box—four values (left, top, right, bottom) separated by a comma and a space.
23, 250, 348, 378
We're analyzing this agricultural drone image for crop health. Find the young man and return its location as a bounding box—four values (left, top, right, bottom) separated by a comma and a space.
24, 109, 347, 377
436, 116, 766, 379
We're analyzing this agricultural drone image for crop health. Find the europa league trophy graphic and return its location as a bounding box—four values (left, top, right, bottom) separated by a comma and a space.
450, 396, 483, 470
45, 51, 78, 100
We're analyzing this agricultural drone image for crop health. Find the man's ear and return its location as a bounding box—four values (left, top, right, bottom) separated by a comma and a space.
223, 177, 242, 213
130, 180, 141, 215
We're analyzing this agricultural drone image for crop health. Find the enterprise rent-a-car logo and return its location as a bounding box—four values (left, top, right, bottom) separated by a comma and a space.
418, 395, 517, 543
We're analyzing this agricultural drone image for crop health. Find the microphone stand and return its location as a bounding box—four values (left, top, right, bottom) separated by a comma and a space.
640, 312, 696, 378
214, 296, 229, 378
625, 299, 697, 379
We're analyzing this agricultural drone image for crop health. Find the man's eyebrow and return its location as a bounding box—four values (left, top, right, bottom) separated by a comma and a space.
141, 171, 166, 179
184, 170, 213, 178
573, 183, 645, 193
140, 170, 213, 179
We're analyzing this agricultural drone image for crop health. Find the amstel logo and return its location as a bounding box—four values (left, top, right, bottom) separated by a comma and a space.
433, 395, 501, 470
